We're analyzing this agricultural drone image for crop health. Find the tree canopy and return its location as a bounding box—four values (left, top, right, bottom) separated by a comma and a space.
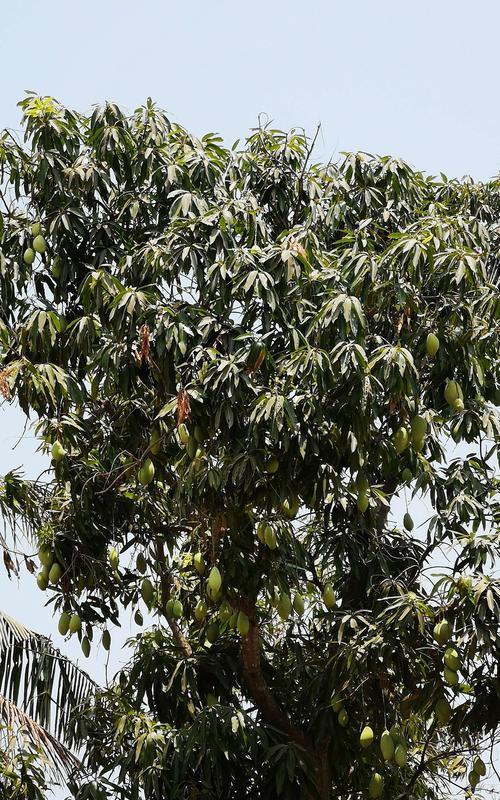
0, 94, 499, 800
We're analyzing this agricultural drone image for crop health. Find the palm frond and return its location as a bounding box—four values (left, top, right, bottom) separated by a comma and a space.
0, 694, 81, 780
0, 610, 96, 750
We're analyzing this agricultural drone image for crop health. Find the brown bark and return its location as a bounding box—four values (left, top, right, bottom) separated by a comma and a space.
240, 612, 331, 800
154, 540, 193, 659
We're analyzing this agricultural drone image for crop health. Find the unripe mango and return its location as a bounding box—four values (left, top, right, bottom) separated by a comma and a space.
394, 426, 409, 454
102, 630, 111, 651
208, 566, 222, 593
265, 456, 279, 474
444, 666, 459, 686
444, 647, 460, 672
322, 584, 336, 609
293, 593, 305, 616
48, 562, 62, 585
38, 547, 54, 568
237, 611, 250, 636
277, 593, 292, 621
368, 773, 384, 799
435, 697, 452, 724
473, 757, 486, 777
141, 578, 154, 605
37, 572, 48, 591
380, 729, 395, 761
337, 708, 348, 727
395, 743, 407, 767
426, 333, 440, 357
58, 612, 70, 636
444, 380, 463, 406
23, 248, 35, 265
81, 637, 91, 658
193, 551, 205, 575
138, 458, 155, 486
360, 726, 374, 749
33, 235, 46, 254
69, 614, 81, 634
51, 441, 66, 462
403, 512, 414, 532
194, 599, 208, 622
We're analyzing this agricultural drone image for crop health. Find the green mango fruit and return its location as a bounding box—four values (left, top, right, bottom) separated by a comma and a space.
33, 235, 46, 253
109, 547, 119, 570
293, 593, 305, 616
36, 572, 48, 591
134, 609, 143, 626
435, 697, 452, 724
51, 256, 62, 279
357, 492, 369, 513
178, 423, 190, 444
322, 583, 336, 609
411, 415, 427, 439
48, 562, 62, 585
411, 434, 426, 452
444, 647, 460, 672
401, 468, 413, 483
380, 729, 395, 761
360, 726, 374, 749
277, 593, 292, 621
23, 247, 35, 265
136, 553, 147, 574
264, 525, 277, 549
356, 474, 369, 494
102, 630, 111, 651
58, 612, 70, 636
149, 428, 162, 455
433, 619, 452, 645
403, 512, 414, 532
31, 222, 42, 237
193, 551, 205, 575
51, 441, 66, 462
473, 757, 486, 777
454, 398, 465, 411
444, 666, 459, 685
171, 599, 183, 619
206, 622, 219, 644
165, 599, 174, 617
426, 332, 440, 357
185, 436, 197, 459
208, 566, 222, 593
206, 693, 217, 707
81, 637, 91, 658
218, 600, 232, 623
237, 611, 250, 636
69, 614, 81, 634
469, 771, 480, 789
38, 547, 54, 568
368, 772, 384, 799
337, 708, 348, 727
282, 495, 299, 519
264, 456, 279, 474
194, 599, 208, 622
395, 743, 407, 767
394, 426, 410, 453
141, 578, 154, 605
229, 611, 239, 629
138, 458, 155, 485
444, 380, 463, 406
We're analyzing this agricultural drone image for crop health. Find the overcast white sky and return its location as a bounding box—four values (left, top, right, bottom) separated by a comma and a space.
1, 1, 499, 796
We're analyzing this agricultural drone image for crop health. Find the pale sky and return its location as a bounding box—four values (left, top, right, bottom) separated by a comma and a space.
0, 1, 499, 796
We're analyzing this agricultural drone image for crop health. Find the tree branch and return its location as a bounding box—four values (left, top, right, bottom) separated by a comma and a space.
154, 540, 192, 658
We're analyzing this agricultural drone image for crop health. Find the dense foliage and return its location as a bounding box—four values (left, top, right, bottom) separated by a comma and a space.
0, 95, 499, 799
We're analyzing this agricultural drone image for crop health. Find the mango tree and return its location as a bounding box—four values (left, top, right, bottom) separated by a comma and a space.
0, 95, 499, 799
